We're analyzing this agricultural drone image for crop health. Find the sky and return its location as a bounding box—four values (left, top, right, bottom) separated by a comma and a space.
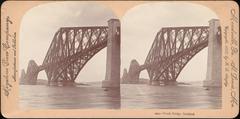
20, 2, 218, 83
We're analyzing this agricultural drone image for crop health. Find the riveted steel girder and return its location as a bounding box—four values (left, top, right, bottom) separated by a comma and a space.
42, 26, 108, 83
144, 26, 216, 84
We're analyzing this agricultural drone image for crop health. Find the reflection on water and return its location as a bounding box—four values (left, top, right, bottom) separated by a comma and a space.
19, 82, 221, 109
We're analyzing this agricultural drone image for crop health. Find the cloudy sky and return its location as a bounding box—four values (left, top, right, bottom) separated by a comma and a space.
20, 2, 218, 83
121, 2, 218, 82
20, 2, 116, 83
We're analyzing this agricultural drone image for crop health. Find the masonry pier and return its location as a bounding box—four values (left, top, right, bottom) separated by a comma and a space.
102, 19, 121, 88
203, 19, 222, 87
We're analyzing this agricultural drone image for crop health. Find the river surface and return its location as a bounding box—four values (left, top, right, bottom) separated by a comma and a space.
19, 82, 221, 109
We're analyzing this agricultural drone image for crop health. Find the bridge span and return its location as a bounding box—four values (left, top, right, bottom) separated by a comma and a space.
20, 19, 221, 88
122, 19, 221, 87
20, 19, 121, 88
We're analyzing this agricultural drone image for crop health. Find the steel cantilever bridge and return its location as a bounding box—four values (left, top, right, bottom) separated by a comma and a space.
122, 19, 222, 87
21, 19, 121, 87
21, 19, 221, 87
44, 26, 109, 84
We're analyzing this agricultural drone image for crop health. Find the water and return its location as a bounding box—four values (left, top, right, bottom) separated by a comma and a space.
19, 82, 221, 109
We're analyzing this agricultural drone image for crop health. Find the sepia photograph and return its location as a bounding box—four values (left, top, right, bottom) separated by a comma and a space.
19, 1, 221, 109
1, 1, 239, 118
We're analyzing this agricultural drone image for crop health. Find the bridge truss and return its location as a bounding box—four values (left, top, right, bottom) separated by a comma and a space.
144, 26, 214, 84
42, 26, 109, 84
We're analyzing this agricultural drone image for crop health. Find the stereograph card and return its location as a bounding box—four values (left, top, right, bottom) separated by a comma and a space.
1, 1, 239, 118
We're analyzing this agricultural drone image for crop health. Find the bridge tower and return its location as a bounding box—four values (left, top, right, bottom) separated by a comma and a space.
20, 60, 39, 84
203, 19, 222, 87
102, 19, 121, 88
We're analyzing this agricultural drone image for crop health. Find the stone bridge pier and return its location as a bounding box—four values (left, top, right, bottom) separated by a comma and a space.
203, 19, 222, 87
102, 19, 121, 88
